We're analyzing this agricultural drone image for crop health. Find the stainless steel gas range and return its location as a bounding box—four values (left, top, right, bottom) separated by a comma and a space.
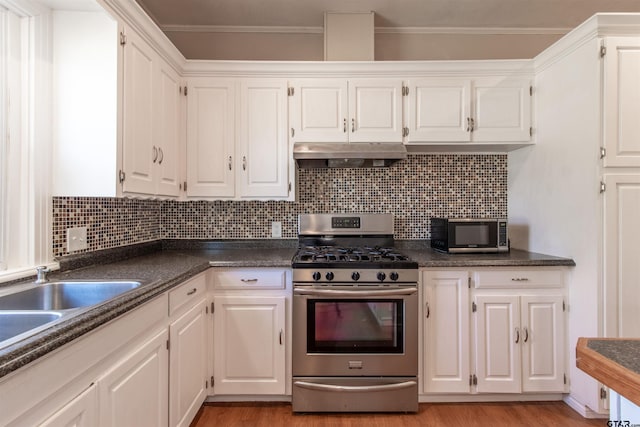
291, 213, 419, 413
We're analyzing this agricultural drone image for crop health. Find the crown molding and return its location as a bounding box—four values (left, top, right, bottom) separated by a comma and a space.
161, 24, 571, 36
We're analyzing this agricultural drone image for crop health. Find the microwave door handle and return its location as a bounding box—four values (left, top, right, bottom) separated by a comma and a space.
294, 380, 417, 393
293, 288, 417, 297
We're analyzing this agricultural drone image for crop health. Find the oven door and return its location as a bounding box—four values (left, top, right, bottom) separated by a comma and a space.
292, 285, 418, 377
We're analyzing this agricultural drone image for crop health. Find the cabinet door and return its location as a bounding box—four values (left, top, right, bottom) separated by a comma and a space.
603, 37, 640, 167
155, 61, 182, 197
407, 79, 471, 143
422, 270, 470, 393
474, 295, 521, 393
121, 27, 156, 194
472, 78, 531, 142
348, 79, 403, 143
169, 299, 208, 427
186, 78, 235, 198
520, 295, 565, 392
604, 174, 640, 338
237, 79, 289, 199
213, 296, 286, 395
99, 328, 169, 427
289, 79, 349, 143
39, 383, 98, 427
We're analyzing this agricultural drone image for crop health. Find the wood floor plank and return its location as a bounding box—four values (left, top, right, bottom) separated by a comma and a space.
191, 402, 605, 427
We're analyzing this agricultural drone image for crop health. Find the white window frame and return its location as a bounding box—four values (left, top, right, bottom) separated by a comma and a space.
0, 0, 55, 282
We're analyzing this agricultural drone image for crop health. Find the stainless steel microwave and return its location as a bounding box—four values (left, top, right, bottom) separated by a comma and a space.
430, 218, 509, 253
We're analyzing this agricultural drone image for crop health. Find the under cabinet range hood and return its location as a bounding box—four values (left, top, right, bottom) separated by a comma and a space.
293, 142, 407, 168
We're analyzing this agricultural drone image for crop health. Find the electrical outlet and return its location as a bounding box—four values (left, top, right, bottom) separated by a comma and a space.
67, 227, 88, 252
271, 221, 282, 238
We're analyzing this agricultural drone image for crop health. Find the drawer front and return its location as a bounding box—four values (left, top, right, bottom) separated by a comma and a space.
474, 269, 564, 289
169, 273, 207, 316
212, 268, 288, 290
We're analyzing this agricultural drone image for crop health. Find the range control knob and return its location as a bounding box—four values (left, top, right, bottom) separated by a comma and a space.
312, 271, 321, 281
377, 272, 386, 282
326, 272, 334, 281
390, 272, 399, 281
351, 271, 360, 281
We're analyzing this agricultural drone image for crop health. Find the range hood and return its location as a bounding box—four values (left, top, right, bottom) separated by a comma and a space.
293, 142, 407, 169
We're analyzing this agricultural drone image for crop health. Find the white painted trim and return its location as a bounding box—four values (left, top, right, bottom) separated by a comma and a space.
564, 394, 609, 418
182, 59, 534, 78
0, 262, 59, 284
160, 24, 570, 36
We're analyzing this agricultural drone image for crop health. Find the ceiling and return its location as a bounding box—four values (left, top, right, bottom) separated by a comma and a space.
133, 0, 640, 30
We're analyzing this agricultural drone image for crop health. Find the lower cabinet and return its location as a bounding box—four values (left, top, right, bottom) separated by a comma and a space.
38, 383, 98, 427
98, 328, 169, 427
421, 267, 567, 397
210, 268, 291, 396
212, 295, 286, 395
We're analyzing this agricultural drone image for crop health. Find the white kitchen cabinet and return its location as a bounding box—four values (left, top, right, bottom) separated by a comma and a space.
38, 383, 98, 427
98, 327, 169, 427
602, 37, 640, 168
168, 274, 209, 427
186, 78, 291, 200
474, 294, 565, 394
422, 270, 471, 394
121, 24, 183, 197
212, 295, 286, 395
407, 78, 531, 144
289, 78, 403, 144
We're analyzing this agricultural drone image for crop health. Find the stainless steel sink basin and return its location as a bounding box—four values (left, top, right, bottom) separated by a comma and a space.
0, 281, 141, 311
0, 311, 63, 342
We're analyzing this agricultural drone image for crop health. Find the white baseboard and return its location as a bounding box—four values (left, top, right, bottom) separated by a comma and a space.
563, 394, 609, 418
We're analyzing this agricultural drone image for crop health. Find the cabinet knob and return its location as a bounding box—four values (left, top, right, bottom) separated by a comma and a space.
351, 118, 355, 133
228, 156, 232, 170
242, 156, 247, 171
152, 146, 158, 163
158, 147, 164, 165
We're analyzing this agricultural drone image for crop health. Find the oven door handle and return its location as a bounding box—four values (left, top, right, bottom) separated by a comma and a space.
293, 288, 417, 297
293, 380, 417, 393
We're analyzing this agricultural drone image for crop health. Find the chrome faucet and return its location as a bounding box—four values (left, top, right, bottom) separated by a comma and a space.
35, 266, 51, 284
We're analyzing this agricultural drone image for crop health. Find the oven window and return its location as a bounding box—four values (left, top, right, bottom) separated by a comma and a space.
306, 299, 403, 353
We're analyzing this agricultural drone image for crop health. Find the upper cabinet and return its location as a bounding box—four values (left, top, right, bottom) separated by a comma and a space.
602, 37, 640, 168
186, 78, 292, 200
406, 78, 532, 145
120, 25, 183, 197
289, 78, 403, 144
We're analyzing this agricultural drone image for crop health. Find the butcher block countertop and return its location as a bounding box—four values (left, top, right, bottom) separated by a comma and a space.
576, 337, 640, 406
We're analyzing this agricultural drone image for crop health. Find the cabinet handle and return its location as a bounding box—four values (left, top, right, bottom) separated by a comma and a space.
279, 329, 283, 345
515, 327, 520, 344
466, 118, 471, 132
425, 302, 430, 319
511, 277, 530, 282
242, 156, 246, 171
470, 117, 475, 132
343, 118, 347, 133
291, 128, 295, 138
187, 288, 197, 296
351, 118, 355, 132
523, 327, 529, 343
228, 156, 232, 170
158, 147, 163, 165
240, 278, 258, 283
152, 146, 158, 163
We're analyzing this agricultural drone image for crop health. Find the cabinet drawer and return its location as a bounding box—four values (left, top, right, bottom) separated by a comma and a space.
474, 269, 564, 289
211, 268, 288, 290
169, 273, 207, 316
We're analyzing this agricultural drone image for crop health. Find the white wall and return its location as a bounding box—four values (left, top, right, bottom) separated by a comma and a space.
52, 10, 117, 196
508, 38, 604, 414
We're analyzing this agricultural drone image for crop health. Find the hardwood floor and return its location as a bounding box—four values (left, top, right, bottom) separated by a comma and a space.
191, 402, 606, 427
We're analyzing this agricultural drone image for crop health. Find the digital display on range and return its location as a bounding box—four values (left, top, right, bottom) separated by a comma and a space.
331, 217, 361, 229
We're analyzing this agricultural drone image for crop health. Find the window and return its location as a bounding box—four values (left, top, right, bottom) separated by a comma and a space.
0, 1, 52, 281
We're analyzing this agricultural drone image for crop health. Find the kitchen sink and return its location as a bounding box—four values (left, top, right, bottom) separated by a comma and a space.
0, 311, 64, 342
0, 281, 141, 311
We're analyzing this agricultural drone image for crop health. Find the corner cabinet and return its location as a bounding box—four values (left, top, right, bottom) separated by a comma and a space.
210, 268, 291, 396
289, 78, 404, 143
120, 25, 183, 197
186, 78, 292, 200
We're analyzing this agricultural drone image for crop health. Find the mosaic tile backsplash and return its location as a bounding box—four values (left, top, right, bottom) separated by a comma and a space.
52, 154, 507, 257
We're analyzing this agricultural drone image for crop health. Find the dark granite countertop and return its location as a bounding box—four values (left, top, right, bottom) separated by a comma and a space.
577, 338, 640, 406
0, 239, 573, 380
